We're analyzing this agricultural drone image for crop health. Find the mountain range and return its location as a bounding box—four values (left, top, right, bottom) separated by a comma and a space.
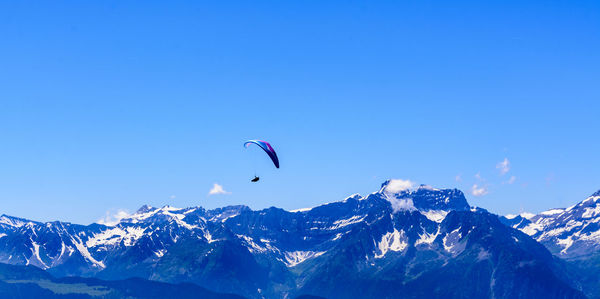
501, 190, 600, 297
0, 180, 597, 298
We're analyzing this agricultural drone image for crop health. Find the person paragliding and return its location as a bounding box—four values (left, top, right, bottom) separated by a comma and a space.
244, 140, 279, 182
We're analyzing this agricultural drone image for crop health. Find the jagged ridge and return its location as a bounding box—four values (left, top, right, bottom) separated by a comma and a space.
0, 181, 587, 298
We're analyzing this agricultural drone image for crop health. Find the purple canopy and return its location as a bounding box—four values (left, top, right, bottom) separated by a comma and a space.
244, 140, 279, 168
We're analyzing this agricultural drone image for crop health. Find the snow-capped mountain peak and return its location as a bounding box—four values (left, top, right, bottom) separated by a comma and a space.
377, 181, 469, 213
0, 215, 38, 228
0, 182, 476, 275
503, 189, 600, 258
0, 181, 589, 298
136, 204, 155, 214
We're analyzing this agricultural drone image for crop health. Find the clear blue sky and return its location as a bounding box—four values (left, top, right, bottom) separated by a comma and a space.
0, 1, 598, 224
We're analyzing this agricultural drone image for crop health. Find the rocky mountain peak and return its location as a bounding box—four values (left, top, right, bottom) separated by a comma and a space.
136, 204, 155, 214
378, 180, 470, 212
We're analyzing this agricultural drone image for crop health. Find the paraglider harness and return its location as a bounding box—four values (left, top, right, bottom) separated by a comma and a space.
251, 176, 260, 182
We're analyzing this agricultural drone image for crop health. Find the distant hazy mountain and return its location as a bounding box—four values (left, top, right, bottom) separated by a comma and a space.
0, 181, 588, 298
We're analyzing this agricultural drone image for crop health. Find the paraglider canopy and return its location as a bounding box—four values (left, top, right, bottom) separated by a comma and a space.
244, 140, 279, 168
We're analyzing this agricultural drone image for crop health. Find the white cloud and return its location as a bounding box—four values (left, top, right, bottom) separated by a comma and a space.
471, 184, 488, 197
208, 183, 231, 195
496, 158, 510, 175
389, 197, 417, 213
506, 176, 516, 184
382, 179, 417, 213
384, 179, 415, 193
97, 209, 130, 226
455, 174, 462, 182
169, 195, 176, 199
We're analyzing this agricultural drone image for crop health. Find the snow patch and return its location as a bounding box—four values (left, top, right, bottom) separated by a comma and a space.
329, 215, 366, 230
30, 241, 48, 269
202, 228, 219, 243
85, 226, 146, 248
71, 236, 105, 268
162, 210, 197, 230
540, 209, 564, 216
343, 193, 363, 201
183, 208, 197, 214
0, 216, 28, 228
443, 228, 465, 255
582, 205, 600, 218
582, 195, 600, 204
375, 229, 408, 258
577, 228, 600, 243
418, 185, 439, 191
237, 235, 269, 253
520, 212, 536, 220
557, 236, 574, 254
421, 210, 449, 223
415, 228, 440, 246
521, 222, 544, 236
284, 251, 325, 267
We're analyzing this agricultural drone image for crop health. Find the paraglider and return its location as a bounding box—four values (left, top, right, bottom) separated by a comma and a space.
244, 140, 279, 182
